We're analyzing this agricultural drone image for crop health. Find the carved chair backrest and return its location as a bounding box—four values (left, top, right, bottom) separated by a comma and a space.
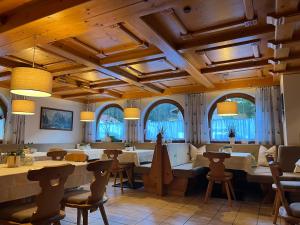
103, 149, 123, 171
203, 152, 231, 178
87, 160, 113, 204
27, 164, 75, 222
47, 148, 67, 161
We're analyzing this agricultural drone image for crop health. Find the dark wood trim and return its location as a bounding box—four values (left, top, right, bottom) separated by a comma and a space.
96, 104, 123, 141
143, 99, 184, 142
208, 93, 255, 142
40, 107, 73, 131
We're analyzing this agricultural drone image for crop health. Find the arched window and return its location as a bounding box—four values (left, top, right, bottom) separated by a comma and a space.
209, 93, 255, 143
96, 104, 124, 142
0, 99, 6, 143
144, 99, 184, 142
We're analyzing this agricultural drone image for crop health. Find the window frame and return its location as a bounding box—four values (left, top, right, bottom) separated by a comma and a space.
144, 99, 185, 143
208, 93, 255, 144
96, 104, 124, 142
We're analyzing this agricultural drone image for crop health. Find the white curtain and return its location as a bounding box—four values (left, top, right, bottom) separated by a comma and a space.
11, 95, 25, 144
185, 93, 209, 144
83, 104, 96, 143
255, 86, 283, 145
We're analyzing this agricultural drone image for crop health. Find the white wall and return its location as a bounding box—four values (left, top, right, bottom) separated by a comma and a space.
281, 74, 300, 145
24, 97, 84, 144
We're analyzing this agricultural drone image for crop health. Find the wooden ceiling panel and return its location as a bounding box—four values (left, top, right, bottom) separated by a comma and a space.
205, 44, 254, 63
70, 70, 113, 82
158, 77, 194, 88
74, 25, 140, 53
112, 85, 144, 93
129, 58, 175, 74
0, 0, 32, 14
223, 69, 263, 80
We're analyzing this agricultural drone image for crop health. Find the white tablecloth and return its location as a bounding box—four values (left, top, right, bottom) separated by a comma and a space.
26, 152, 50, 161
0, 160, 93, 203
102, 149, 154, 166
192, 152, 256, 173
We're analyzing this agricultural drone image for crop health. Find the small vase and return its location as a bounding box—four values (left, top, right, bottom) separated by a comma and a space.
229, 137, 235, 145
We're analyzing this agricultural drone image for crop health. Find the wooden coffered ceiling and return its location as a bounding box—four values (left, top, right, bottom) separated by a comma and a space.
0, 0, 298, 103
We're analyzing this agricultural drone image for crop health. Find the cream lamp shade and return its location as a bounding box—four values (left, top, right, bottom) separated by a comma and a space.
124, 107, 140, 120
217, 101, 238, 116
12, 100, 35, 115
80, 111, 95, 122
10, 67, 52, 97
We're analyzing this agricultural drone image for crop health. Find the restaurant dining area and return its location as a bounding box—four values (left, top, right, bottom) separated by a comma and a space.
2, 0, 300, 224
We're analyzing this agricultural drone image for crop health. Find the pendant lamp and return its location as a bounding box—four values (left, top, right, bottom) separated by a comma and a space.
80, 111, 95, 122
124, 107, 140, 120
10, 39, 52, 97
217, 101, 238, 116
12, 100, 35, 115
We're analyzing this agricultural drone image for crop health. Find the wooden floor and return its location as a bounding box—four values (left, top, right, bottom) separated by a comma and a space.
61, 181, 278, 225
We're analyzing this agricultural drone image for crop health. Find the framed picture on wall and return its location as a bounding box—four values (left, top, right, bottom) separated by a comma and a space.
40, 107, 73, 131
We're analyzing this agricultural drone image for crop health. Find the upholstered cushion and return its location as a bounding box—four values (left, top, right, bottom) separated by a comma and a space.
290, 202, 300, 217
190, 144, 206, 161
0, 203, 36, 223
258, 145, 277, 167
63, 189, 91, 205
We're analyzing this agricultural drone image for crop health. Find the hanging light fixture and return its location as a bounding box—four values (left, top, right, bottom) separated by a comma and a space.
80, 97, 95, 122
10, 37, 52, 97
12, 100, 35, 115
217, 101, 238, 116
124, 99, 140, 120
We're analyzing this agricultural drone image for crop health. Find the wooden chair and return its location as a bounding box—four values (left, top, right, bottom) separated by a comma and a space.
269, 162, 300, 225
203, 152, 236, 206
0, 164, 75, 225
103, 149, 134, 193
62, 160, 113, 225
65, 153, 88, 162
47, 148, 67, 161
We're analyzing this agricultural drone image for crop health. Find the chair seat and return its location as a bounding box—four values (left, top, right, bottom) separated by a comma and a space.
63, 189, 91, 205
0, 203, 64, 223
0, 203, 36, 223
272, 181, 300, 191
207, 171, 233, 180
290, 202, 300, 217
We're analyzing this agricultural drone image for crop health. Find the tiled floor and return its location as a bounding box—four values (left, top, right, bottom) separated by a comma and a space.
61, 181, 280, 225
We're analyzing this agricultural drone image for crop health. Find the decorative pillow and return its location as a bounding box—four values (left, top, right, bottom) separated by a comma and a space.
258, 145, 277, 167
79, 143, 91, 151
190, 144, 206, 161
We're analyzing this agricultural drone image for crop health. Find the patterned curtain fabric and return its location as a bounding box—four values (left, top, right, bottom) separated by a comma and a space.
255, 86, 283, 145
185, 93, 209, 144
11, 95, 25, 144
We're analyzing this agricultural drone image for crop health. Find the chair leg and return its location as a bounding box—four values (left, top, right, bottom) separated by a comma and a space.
224, 181, 232, 207
99, 203, 109, 225
228, 180, 236, 200
77, 209, 81, 225
82, 209, 88, 225
113, 173, 117, 186
120, 171, 124, 193
125, 168, 133, 187
204, 180, 214, 203
273, 191, 281, 224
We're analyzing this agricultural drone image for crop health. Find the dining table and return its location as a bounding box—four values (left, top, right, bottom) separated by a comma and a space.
0, 160, 93, 203
192, 152, 257, 173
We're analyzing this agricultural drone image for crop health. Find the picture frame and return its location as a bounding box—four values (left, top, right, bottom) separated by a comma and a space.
40, 107, 73, 131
